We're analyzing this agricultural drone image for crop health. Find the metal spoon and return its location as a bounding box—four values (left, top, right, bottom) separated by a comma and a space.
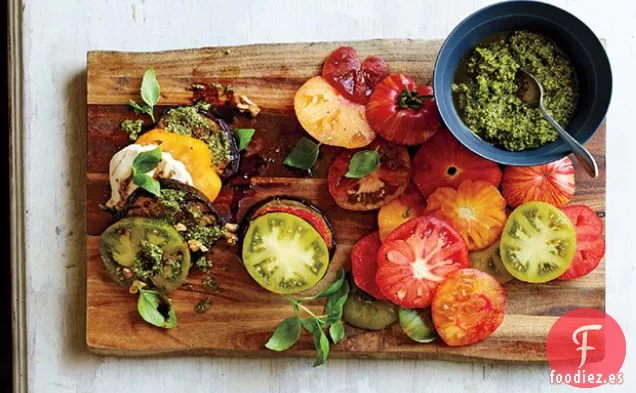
517, 69, 598, 178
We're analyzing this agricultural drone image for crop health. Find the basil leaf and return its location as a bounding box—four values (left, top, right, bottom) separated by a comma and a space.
132, 147, 162, 173
233, 128, 255, 151
265, 316, 301, 351
137, 290, 176, 329
325, 279, 350, 324
133, 173, 160, 196
141, 68, 160, 107
345, 150, 379, 178
284, 137, 320, 170
300, 318, 319, 334
128, 99, 148, 114
328, 320, 345, 344
314, 269, 345, 298
398, 308, 438, 343
312, 329, 330, 367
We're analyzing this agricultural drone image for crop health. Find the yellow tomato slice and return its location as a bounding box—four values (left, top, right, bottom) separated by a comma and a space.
137, 129, 222, 202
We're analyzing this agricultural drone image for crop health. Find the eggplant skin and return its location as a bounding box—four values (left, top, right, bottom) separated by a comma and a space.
239, 196, 336, 257
156, 107, 240, 181
122, 179, 224, 228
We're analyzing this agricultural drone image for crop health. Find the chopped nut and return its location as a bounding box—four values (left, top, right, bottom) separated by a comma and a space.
236, 95, 261, 117
223, 231, 239, 246
188, 239, 209, 253
122, 267, 134, 279
224, 223, 238, 233
173, 223, 187, 232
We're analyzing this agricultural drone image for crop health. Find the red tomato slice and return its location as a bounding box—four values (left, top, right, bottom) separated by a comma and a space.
351, 231, 387, 300
432, 268, 505, 346
366, 74, 441, 145
559, 205, 606, 280
327, 139, 411, 211
412, 129, 502, 197
376, 216, 470, 308
322, 47, 390, 105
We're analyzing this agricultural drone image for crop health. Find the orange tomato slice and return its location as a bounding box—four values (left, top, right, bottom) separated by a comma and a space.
424, 180, 506, 251
432, 268, 505, 346
137, 129, 222, 202
377, 184, 426, 240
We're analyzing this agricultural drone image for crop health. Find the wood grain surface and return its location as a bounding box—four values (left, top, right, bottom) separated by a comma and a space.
86, 39, 606, 361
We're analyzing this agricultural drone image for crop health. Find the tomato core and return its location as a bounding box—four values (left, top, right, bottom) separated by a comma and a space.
398, 88, 433, 110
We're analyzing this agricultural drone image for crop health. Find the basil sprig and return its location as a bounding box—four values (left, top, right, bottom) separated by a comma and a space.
284, 137, 321, 170
132, 147, 162, 196
137, 289, 177, 329
129, 68, 160, 122
345, 150, 379, 178
264, 269, 349, 367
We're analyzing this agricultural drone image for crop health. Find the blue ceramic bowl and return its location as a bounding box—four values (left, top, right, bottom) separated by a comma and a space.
433, 1, 612, 166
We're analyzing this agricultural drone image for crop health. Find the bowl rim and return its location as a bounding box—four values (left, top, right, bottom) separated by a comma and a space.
433, 0, 612, 166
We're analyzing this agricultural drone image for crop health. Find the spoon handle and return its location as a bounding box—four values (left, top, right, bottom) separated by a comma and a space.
540, 106, 599, 178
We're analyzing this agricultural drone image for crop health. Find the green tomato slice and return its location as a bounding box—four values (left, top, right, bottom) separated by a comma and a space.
99, 217, 191, 292
470, 240, 514, 284
343, 285, 398, 330
500, 201, 576, 283
242, 212, 330, 294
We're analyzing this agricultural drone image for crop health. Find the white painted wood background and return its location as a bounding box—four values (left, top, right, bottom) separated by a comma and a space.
21, 0, 636, 391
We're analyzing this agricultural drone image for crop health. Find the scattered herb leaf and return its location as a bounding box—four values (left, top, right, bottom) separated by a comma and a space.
325, 279, 350, 324
129, 68, 160, 122
312, 329, 330, 367
233, 128, 255, 151
265, 316, 301, 351
314, 269, 345, 298
284, 137, 321, 170
131, 147, 162, 196
345, 150, 379, 178
398, 308, 438, 343
300, 318, 319, 333
329, 320, 345, 343
137, 289, 176, 329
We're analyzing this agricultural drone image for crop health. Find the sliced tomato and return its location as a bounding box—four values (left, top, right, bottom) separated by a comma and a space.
424, 180, 507, 251
377, 183, 426, 241
412, 129, 502, 197
294, 76, 375, 148
322, 46, 390, 105
327, 139, 411, 211
559, 205, 605, 280
351, 231, 386, 300
432, 268, 505, 346
366, 74, 441, 145
501, 157, 575, 208
376, 216, 470, 308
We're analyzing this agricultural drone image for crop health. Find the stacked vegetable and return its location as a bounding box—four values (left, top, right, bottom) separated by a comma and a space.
266, 46, 605, 361
99, 69, 259, 328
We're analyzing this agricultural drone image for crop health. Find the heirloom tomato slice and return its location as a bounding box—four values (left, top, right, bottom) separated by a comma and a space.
500, 202, 576, 283
366, 74, 441, 145
375, 216, 470, 308
327, 139, 411, 211
294, 76, 375, 148
377, 183, 426, 241
559, 205, 605, 280
501, 157, 575, 208
321, 46, 390, 105
432, 268, 505, 346
412, 129, 502, 197
424, 180, 507, 251
351, 231, 386, 300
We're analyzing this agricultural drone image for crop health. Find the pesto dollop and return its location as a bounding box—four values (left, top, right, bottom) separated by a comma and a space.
453, 31, 578, 151
120, 119, 144, 141
161, 107, 210, 136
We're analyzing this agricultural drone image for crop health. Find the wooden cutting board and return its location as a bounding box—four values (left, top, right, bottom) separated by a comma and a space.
86, 39, 606, 361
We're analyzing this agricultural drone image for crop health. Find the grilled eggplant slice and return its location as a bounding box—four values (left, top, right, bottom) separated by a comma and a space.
156, 106, 240, 179
124, 179, 227, 252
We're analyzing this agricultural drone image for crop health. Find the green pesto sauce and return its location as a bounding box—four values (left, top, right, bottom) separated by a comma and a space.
452, 31, 578, 151
160, 106, 232, 169
120, 119, 144, 141
132, 240, 164, 280
184, 225, 224, 246
161, 107, 209, 136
